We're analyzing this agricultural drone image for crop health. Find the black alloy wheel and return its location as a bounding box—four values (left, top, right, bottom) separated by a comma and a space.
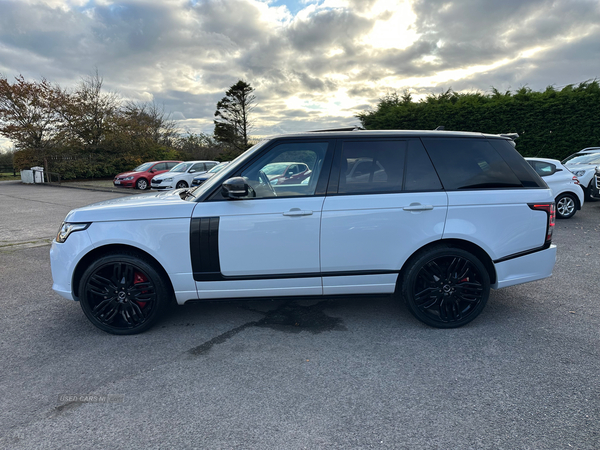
79, 252, 170, 334
136, 178, 149, 190
401, 246, 490, 328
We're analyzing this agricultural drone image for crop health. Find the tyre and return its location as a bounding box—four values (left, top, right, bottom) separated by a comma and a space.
401, 246, 490, 328
136, 178, 148, 190
79, 252, 171, 335
176, 180, 188, 189
555, 193, 577, 219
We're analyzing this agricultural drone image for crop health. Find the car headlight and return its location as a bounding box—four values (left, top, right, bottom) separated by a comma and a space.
56, 222, 90, 243
572, 170, 586, 177
123, 176, 134, 180
163, 177, 173, 182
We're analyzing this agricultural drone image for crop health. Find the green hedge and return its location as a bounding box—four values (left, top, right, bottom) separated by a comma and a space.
357, 81, 600, 160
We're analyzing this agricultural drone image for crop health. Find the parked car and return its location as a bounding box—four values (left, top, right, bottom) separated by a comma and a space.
262, 162, 311, 185
191, 162, 230, 187
113, 161, 182, 190
150, 161, 219, 190
51, 130, 557, 334
591, 167, 600, 200
562, 152, 600, 200
526, 158, 584, 219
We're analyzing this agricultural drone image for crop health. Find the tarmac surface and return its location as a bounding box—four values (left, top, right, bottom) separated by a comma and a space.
0, 179, 599, 449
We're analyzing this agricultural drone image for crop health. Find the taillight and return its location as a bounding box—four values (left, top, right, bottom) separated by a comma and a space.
572, 176, 580, 185
529, 203, 555, 245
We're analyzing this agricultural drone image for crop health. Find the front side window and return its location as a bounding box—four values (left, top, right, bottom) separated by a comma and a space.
152, 162, 167, 171
236, 141, 329, 199
190, 163, 206, 173
339, 140, 406, 194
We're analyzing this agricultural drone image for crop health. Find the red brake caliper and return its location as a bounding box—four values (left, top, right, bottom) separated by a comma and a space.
133, 272, 148, 308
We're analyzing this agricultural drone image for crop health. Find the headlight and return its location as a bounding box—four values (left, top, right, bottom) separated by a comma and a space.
56, 222, 90, 243
573, 170, 586, 177
163, 177, 173, 182
123, 176, 134, 180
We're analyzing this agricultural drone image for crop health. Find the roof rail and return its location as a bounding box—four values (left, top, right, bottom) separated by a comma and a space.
434, 126, 445, 131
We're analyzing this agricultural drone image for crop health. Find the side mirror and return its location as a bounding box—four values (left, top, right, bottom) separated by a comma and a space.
222, 177, 249, 199
189, 169, 196, 173
149, 169, 155, 173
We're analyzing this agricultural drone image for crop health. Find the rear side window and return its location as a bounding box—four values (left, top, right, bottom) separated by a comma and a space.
422, 138, 523, 190
339, 140, 406, 194
166, 162, 179, 170
527, 160, 556, 177
488, 139, 546, 187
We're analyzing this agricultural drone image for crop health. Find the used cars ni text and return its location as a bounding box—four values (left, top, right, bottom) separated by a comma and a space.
51, 130, 557, 334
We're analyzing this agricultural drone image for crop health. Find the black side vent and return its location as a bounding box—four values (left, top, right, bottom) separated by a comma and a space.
190, 217, 221, 281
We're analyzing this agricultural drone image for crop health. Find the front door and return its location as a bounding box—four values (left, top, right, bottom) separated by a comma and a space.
191, 140, 333, 299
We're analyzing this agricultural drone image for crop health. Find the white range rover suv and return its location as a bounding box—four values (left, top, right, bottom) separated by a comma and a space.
51, 131, 557, 334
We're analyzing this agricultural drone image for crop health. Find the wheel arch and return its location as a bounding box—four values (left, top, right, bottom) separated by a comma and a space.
396, 238, 497, 293
72, 244, 175, 302
555, 190, 581, 210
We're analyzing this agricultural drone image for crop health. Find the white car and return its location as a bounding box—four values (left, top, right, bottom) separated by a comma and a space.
526, 158, 584, 219
51, 130, 557, 334
151, 160, 219, 190
562, 152, 600, 200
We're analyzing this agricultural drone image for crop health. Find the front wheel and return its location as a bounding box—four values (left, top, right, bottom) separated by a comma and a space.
79, 252, 171, 334
555, 193, 577, 219
136, 178, 148, 190
401, 247, 490, 328
176, 180, 188, 189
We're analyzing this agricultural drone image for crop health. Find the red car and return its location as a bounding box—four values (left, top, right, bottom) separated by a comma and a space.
113, 161, 182, 190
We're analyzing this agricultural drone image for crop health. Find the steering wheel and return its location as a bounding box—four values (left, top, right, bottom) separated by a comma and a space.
258, 170, 277, 197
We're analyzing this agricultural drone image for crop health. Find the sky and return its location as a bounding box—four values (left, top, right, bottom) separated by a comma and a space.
0, 0, 599, 150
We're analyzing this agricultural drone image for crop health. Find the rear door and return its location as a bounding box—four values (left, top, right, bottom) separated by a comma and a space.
320, 138, 448, 295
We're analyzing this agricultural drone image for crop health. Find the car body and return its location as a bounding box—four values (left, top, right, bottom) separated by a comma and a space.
191, 162, 230, 187
526, 157, 584, 219
562, 152, 600, 199
150, 161, 219, 190
51, 130, 557, 334
113, 161, 182, 190
262, 162, 311, 185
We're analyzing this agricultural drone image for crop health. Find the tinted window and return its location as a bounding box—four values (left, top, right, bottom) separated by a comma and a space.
166, 162, 179, 170
422, 138, 523, 190
488, 139, 545, 188
339, 140, 406, 194
404, 139, 443, 191
190, 163, 206, 172
152, 163, 167, 171
206, 162, 217, 170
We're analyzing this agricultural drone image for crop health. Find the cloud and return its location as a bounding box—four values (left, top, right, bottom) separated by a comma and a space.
0, 0, 598, 143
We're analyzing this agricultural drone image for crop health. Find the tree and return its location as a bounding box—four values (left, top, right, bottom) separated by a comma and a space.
0, 75, 59, 151
54, 71, 120, 150
213, 80, 256, 156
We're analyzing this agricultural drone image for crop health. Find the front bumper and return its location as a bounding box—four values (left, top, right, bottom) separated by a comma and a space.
50, 231, 94, 301
590, 173, 600, 199
492, 245, 557, 289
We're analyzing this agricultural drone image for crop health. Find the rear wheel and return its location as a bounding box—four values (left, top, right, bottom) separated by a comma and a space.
79, 252, 171, 335
555, 193, 577, 219
136, 178, 148, 190
401, 246, 490, 328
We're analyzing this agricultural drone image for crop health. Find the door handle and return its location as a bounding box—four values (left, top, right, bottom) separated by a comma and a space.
283, 208, 313, 216
403, 203, 434, 211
